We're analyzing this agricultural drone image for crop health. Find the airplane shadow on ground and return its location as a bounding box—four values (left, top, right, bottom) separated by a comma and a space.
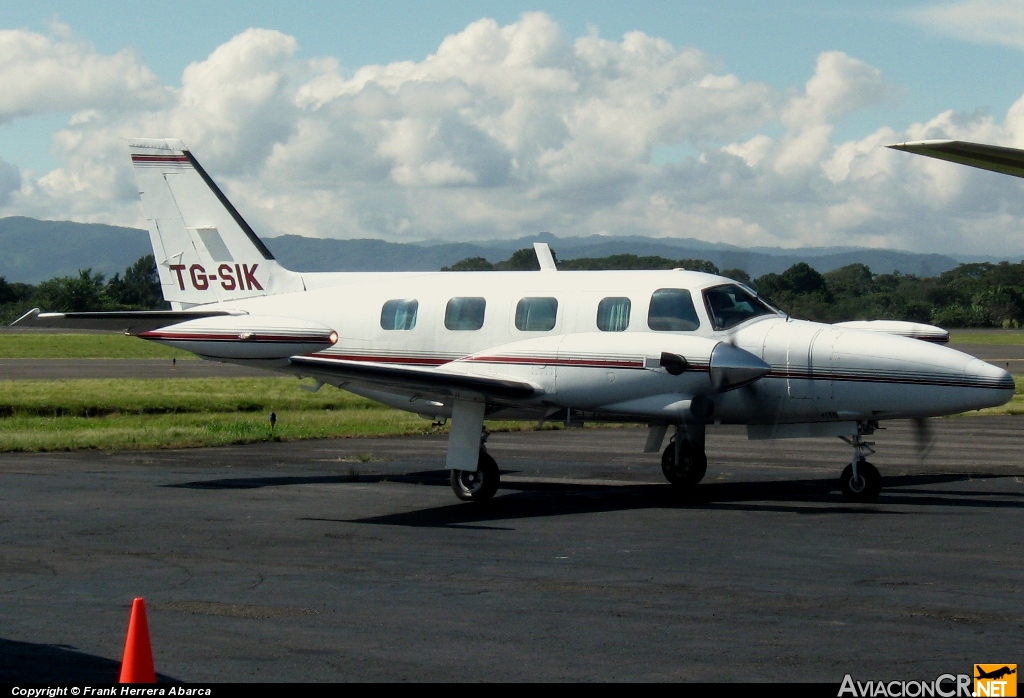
0, 637, 180, 683
167, 469, 1023, 528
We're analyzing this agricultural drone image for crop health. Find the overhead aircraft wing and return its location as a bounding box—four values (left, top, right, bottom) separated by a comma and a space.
288, 355, 537, 402
10, 308, 243, 334
887, 140, 1024, 178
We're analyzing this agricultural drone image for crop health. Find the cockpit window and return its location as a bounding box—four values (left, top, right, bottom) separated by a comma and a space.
702, 284, 776, 330
648, 289, 700, 331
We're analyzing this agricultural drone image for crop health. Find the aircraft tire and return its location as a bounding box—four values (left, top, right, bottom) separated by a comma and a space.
840, 460, 882, 502
451, 451, 500, 502
661, 441, 708, 487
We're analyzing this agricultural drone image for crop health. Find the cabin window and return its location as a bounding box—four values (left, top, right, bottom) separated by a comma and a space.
648, 289, 700, 331
515, 297, 558, 331
702, 284, 776, 330
597, 297, 631, 332
380, 299, 419, 331
445, 297, 486, 330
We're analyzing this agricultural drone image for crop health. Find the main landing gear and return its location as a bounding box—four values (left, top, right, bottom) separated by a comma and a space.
450, 448, 500, 502
446, 400, 500, 503
838, 424, 882, 503
661, 424, 708, 489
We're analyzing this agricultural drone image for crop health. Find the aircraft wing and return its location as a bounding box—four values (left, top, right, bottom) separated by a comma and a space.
288, 355, 537, 401
887, 140, 1024, 178
10, 308, 243, 334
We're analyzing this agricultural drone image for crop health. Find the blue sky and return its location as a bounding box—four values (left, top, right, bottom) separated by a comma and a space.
3, 1, 1024, 254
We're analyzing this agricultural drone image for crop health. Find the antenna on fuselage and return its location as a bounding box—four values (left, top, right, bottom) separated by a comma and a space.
533, 243, 558, 272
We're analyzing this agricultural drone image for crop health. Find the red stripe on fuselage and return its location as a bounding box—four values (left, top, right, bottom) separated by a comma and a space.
140, 331, 333, 343
465, 355, 645, 369
308, 352, 450, 366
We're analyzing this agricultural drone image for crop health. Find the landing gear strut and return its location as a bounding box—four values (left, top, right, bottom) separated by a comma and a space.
451, 448, 500, 502
839, 423, 882, 502
661, 425, 708, 487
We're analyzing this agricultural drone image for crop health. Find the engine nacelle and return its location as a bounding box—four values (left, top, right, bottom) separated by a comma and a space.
832, 320, 949, 343
139, 315, 338, 359
445, 332, 769, 411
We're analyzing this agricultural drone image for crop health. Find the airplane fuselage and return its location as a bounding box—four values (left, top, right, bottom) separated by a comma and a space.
144, 268, 1014, 428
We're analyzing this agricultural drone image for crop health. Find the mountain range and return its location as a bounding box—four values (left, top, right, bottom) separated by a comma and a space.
0, 216, 1014, 283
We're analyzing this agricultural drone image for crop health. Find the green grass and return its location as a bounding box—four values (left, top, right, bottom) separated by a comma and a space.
0, 333, 194, 359
0, 377, 368, 417
1, 370, 1019, 452
0, 376, 548, 452
948, 329, 1024, 346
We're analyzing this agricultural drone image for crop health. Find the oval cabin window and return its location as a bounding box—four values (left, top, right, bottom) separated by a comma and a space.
515, 297, 558, 331
380, 299, 419, 331
445, 297, 486, 330
597, 297, 631, 332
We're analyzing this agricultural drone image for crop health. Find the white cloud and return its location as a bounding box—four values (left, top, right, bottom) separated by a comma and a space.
3, 13, 1024, 256
0, 26, 168, 123
907, 0, 1024, 49
782, 51, 893, 129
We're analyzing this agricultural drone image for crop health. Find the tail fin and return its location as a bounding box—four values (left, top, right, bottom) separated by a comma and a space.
128, 138, 303, 307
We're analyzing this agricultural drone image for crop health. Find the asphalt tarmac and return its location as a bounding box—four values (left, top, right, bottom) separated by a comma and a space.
0, 419, 1021, 682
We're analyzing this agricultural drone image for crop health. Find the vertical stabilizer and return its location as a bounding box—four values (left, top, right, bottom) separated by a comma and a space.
128, 138, 303, 306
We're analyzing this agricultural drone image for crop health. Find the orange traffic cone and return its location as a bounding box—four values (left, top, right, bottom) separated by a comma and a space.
119, 597, 156, 683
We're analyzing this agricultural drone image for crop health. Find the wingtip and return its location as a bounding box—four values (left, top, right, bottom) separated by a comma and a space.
9, 308, 40, 327
886, 139, 958, 151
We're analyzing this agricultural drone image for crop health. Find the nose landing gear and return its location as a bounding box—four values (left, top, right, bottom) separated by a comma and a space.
839, 423, 882, 502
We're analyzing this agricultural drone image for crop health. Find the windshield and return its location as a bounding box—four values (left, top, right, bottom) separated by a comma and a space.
702, 284, 777, 330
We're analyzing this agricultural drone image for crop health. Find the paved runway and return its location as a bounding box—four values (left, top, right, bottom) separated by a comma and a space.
0, 419, 1021, 682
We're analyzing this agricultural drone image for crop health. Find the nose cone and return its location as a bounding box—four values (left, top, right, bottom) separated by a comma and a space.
963, 358, 1016, 411
825, 328, 1015, 417
709, 342, 771, 391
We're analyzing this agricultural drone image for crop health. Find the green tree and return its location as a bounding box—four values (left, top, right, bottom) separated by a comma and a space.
441, 256, 495, 271
560, 254, 677, 270
823, 263, 873, 298
494, 248, 545, 271
720, 268, 751, 285
780, 262, 829, 296
35, 269, 110, 312
106, 255, 166, 309
675, 258, 720, 275
0, 276, 28, 305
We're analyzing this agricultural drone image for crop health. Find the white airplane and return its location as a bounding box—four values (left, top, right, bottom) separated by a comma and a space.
13, 138, 1015, 503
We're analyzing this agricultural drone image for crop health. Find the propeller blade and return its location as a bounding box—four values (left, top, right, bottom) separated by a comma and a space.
912, 418, 935, 460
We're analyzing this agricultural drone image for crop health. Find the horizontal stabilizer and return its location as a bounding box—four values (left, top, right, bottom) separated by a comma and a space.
10, 308, 243, 334
289, 356, 537, 401
887, 140, 1024, 178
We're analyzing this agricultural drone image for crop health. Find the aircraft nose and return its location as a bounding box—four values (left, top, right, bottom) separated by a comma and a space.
963, 358, 1016, 411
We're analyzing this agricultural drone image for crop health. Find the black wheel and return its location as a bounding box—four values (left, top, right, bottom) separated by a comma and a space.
840, 460, 882, 502
661, 440, 708, 487
451, 451, 499, 502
